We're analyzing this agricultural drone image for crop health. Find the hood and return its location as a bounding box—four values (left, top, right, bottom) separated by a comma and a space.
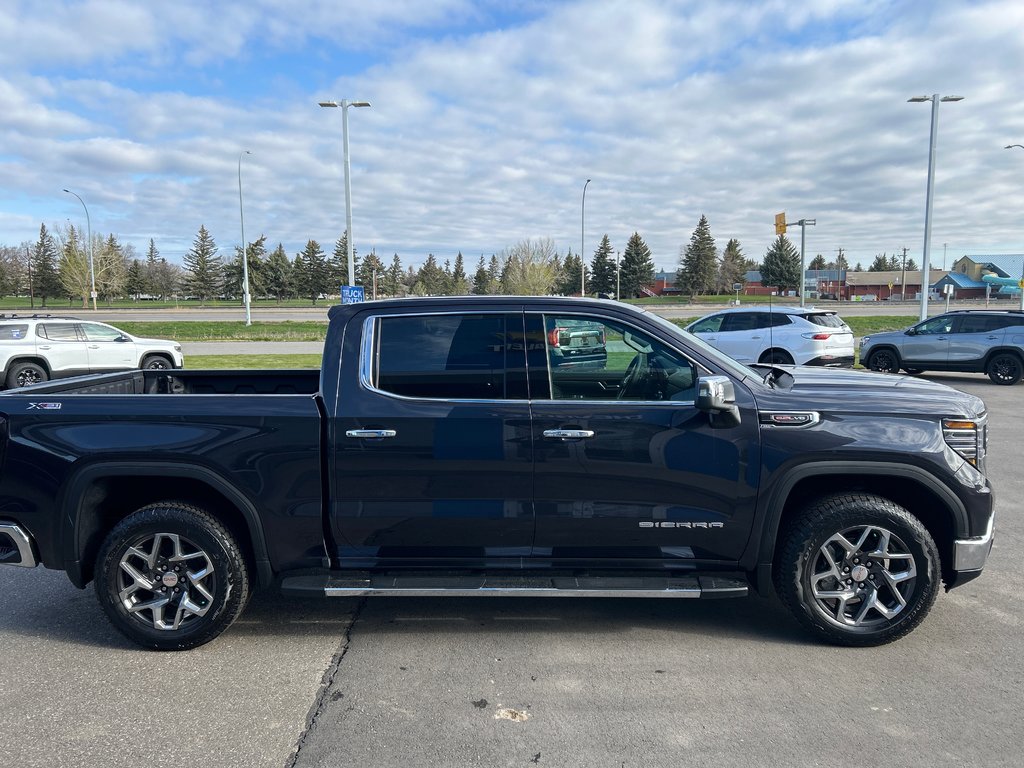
750, 365, 986, 419
133, 337, 179, 348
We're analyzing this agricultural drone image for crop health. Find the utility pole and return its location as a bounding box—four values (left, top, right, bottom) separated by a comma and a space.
834, 247, 845, 301
796, 218, 816, 307
900, 247, 908, 301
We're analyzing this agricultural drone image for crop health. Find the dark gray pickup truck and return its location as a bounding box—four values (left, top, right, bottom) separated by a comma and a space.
0, 297, 995, 650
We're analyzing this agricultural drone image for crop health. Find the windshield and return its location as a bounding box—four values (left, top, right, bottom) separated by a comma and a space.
641, 307, 761, 381
805, 312, 847, 328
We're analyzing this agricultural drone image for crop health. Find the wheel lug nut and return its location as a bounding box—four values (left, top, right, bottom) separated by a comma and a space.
853, 558, 860, 564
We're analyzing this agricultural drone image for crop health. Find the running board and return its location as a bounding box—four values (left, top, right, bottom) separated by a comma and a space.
280, 572, 748, 599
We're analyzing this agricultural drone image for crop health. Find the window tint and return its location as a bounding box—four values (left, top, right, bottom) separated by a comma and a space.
542, 315, 697, 402
38, 323, 80, 341
81, 323, 125, 342
722, 313, 761, 332
374, 314, 511, 399
765, 313, 793, 328
689, 315, 724, 333
0, 324, 29, 340
915, 316, 953, 335
805, 312, 846, 328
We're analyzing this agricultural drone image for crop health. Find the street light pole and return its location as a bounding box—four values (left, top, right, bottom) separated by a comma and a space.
1005, 145, 1024, 311
581, 179, 591, 297
238, 150, 253, 326
62, 188, 96, 310
616, 250, 620, 300
319, 99, 372, 289
909, 94, 963, 321
795, 218, 816, 307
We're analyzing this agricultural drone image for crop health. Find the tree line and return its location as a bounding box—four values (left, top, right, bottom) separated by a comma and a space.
0, 223, 660, 305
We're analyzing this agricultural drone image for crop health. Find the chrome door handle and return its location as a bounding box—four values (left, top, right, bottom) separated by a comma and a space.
543, 429, 595, 440
88, 344, 100, 349
345, 429, 397, 439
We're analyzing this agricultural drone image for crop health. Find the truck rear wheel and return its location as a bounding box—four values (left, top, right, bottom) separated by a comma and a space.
774, 493, 939, 646
95, 503, 250, 651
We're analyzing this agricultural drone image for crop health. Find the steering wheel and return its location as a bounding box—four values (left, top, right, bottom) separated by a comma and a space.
617, 353, 648, 399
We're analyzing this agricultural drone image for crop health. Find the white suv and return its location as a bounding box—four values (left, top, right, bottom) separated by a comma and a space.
685, 306, 854, 367
0, 315, 184, 388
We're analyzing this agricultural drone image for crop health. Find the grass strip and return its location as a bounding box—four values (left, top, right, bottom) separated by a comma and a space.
186, 354, 323, 369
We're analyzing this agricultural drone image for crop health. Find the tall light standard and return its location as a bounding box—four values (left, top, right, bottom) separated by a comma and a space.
908, 94, 963, 321
319, 99, 371, 289
581, 179, 591, 296
1005, 145, 1024, 311
238, 150, 253, 326
62, 188, 96, 310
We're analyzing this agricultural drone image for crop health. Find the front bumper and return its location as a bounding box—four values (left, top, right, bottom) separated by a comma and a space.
953, 512, 995, 572
0, 522, 38, 568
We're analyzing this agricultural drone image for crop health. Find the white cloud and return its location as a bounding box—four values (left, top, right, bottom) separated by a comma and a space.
1, 0, 1023, 273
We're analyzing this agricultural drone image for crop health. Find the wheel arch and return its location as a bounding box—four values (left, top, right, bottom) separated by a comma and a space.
983, 347, 1023, 366
758, 347, 794, 364
4, 355, 52, 377
751, 462, 967, 591
60, 462, 273, 590
865, 344, 901, 366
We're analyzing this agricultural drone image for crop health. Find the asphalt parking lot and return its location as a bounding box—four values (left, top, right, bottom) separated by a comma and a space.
1, 371, 1021, 768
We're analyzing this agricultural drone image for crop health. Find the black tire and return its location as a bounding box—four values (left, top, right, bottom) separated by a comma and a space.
774, 493, 940, 646
866, 348, 900, 374
95, 502, 250, 651
141, 354, 173, 370
986, 352, 1022, 385
6, 361, 48, 389
759, 349, 794, 365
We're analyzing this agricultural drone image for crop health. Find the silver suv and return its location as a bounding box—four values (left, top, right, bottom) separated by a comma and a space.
861, 310, 1024, 385
0, 315, 184, 388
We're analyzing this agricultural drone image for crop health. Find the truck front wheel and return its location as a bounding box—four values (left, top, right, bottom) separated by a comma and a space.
95, 503, 250, 651
774, 493, 939, 646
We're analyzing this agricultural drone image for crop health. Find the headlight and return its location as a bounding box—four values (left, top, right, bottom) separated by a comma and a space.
861, 336, 871, 346
174, 345, 182, 352
943, 416, 987, 470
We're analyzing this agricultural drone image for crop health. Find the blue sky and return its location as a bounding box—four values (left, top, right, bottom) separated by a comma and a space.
2, 0, 1023, 272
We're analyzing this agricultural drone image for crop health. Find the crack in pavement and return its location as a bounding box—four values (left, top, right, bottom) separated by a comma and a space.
285, 598, 367, 768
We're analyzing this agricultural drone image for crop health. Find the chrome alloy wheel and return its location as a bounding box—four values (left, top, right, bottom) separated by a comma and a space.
808, 525, 917, 628
117, 532, 216, 631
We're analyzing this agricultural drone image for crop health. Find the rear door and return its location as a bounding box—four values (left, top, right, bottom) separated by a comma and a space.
528, 310, 760, 565
330, 309, 535, 563
35, 321, 89, 377
947, 315, 1005, 364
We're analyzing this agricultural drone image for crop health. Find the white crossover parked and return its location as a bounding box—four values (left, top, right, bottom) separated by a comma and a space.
0, 315, 184, 388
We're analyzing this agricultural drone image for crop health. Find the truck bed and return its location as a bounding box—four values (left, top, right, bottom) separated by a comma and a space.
0, 369, 321, 396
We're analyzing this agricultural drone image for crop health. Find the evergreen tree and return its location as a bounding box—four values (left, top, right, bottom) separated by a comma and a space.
619, 232, 655, 298
96, 233, 128, 303
223, 235, 268, 301
441, 258, 454, 295
125, 260, 146, 300
31, 223, 62, 306
887, 254, 901, 270
183, 225, 222, 304
415, 254, 445, 295
292, 240, 330, 303
760, 235, 801, 292
472, 255, 490, 295
718, 238, 748, 294
589, 235, 616, 296
265, 243, 293, 302
854, 262, 864, 272
487, 255, 501, 289
677, 215, 717, 297
558, 250, 587, 296
869, 254, 890, 272
809, 254, 827, 270
144, 239, 160, 296
835, 251, 850, 272
382, 253, 403, 297
450, 252, 470, 295
906, 258, 919, 271
330, 232, 359, 288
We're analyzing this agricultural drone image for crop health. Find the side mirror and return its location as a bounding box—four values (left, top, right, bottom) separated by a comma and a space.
905, 327, 917, 336
117, 335, 131, 342
696, 375, 740, 428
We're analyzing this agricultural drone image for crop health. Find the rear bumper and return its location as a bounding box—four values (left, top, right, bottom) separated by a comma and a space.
0, 521, 38, 568
804, 354, 855, 368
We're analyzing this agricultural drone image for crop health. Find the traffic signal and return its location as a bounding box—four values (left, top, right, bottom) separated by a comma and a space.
775, 212, 787, 235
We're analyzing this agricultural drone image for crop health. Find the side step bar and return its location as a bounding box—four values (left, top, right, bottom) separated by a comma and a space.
0, 523, 38, 568
281, 572, 748, 599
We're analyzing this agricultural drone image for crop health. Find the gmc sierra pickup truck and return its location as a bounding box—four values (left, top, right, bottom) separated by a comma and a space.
0, 297, 994, 650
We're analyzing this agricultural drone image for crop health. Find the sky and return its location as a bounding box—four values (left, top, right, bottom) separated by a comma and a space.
2, 0, 1024, 274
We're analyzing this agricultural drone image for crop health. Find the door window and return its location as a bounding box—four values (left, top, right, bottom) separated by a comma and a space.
915, 316, 954, 335
81, 323, 125, 342
372, 314, 516, 400
689, 315, 724, 333
541, 315, 697, 402
37, 323, 81, 341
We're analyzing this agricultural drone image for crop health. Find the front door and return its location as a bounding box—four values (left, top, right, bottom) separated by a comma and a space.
527, 310, 761, 566
901, 315, 954, 364
330, 310, 535, 564
80, 322, 135, 371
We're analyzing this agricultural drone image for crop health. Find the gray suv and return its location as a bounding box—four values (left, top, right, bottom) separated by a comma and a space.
861, 310, 1024, 385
